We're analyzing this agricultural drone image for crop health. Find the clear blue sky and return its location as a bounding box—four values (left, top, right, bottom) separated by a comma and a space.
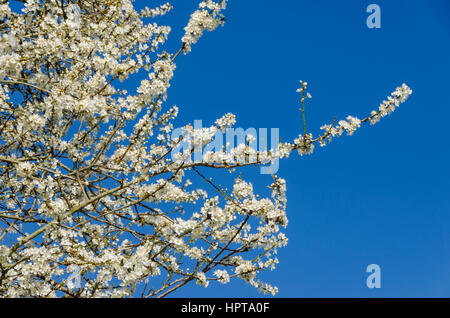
142, 0, 450, 298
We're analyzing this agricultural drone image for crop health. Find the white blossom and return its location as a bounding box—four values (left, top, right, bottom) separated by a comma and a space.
214, 269, 230, 284
182, 0, 228, 53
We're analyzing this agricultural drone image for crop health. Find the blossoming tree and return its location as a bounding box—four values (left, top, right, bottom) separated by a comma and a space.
0, 0, 411, 297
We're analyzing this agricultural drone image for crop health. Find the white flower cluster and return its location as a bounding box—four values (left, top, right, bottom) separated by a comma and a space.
297, 80, 312, 102
182, 0, 228, 53
318, 84, 412, 146
294, 133, 315, 156
140, 3, 173, 18
195, 271, 209, 287
369, 83, 412, 124
0, 3, 11, 19
214, 113, 236, 132
337, 116, 362, 136
214, 269, 230, 284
